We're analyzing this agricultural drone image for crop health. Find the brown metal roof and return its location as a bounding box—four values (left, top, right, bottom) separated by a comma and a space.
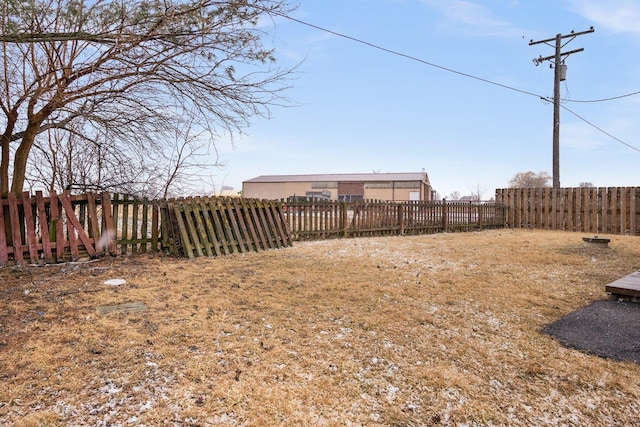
244, 172, 430, 184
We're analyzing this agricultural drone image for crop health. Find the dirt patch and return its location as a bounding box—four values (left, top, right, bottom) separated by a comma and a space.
1, 229, 640, 425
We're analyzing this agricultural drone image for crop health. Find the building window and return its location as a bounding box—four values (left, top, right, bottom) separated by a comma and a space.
338, 194, 364, 202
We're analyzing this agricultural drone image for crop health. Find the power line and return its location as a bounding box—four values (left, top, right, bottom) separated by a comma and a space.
277, 11, 639, 156
561, 104, 640, 152
564, 90, 640, 103
274, 12, 544, 99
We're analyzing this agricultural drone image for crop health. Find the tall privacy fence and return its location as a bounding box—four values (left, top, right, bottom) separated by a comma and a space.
0, 192, 506, 266
495, 187, 640, 235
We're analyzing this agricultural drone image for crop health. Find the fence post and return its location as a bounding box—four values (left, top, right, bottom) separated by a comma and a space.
399, 202, 405, 236
442, 198, 448, 231
341, 201, 349, 238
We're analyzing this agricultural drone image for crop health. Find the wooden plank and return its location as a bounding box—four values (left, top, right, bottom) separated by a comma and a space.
541, 188, 549, 229
631, 187, 637, 236
66, 209, 80, 262
50, 191, 65, 262
239, 198, 263, 251
233, 197, 257, 251
514, 188, 522, 228
582, 187, 590, 232
131, 201, 140, 254
160, 200, 174, 254
0, 198, 9, 264
214, 198, 237, 254
58, 192, 96, 257
7, 193, 24, 264
228, 197, 250, 251
86, 192, 102, 256
269, 200, 290, 247
620, 187, 627, 236
266, 200, 285, 247
566, 188, 574, 232
223, 198, 246, 253
182, 198, 204, 258
533, 188, 541, 229
559, 188, 566, 230
606, 271, 640, 298
191, 197, 213, 257
140, 202, 149, 253
275, 200, 292, 246
172, 201, 195, 259
22, 192, 39, 263
609, 187, 617, 235
111, 193, 120, 251
120, 194, 129, 255
151, 203, 159, 252
97, 301, 148, 316
247, 198, 269, 250
198, 198, 221, 256
101, 192, 118, 255
256, 199, 276, 249
207, 199, 231, 255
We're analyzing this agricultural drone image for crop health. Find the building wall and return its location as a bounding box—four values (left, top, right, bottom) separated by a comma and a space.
365, 187, 417, 201
242, 182, 317, 200
243, 179, 432, 201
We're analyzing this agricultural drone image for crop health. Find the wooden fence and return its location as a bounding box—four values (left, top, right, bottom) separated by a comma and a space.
0, 191, 162, 265
0, 192, 293, 265
0, 193, 506, 266
166, 196, 291, 258
283, 199, 507, 240
495, 187, 640, 235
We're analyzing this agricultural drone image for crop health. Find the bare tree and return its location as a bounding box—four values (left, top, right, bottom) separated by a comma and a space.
469, 183, 487, 202
0, 0, 297, 197
579, 182, 595, 188
508, 171, 552, 188
448, 191, 461, 201
27, 115, 221, 198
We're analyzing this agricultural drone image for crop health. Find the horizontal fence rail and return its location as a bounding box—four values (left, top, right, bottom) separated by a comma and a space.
496, 187, 640, 235
283, 199, 507, 241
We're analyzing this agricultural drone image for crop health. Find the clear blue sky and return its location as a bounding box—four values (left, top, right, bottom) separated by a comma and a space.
212, 0, 639, 199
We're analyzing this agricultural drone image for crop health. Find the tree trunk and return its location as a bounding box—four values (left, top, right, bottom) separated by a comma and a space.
11, 121, 42, 196
0, 113, 17, 197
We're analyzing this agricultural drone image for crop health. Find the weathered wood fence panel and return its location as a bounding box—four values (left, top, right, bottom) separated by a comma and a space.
284, 199, 506, 240
0, 191, 116, 265
496, 187, 640, 235
110, 193, 162, 255
0, 191, 163, 265
166, 197, 292, 258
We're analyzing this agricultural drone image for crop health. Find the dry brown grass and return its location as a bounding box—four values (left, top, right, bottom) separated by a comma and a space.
1, 229, 640, 426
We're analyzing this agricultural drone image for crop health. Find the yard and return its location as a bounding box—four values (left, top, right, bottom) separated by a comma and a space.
1, 229, 640, 426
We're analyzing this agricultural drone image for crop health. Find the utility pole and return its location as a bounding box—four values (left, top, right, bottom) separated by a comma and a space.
529, 27, 594, 188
